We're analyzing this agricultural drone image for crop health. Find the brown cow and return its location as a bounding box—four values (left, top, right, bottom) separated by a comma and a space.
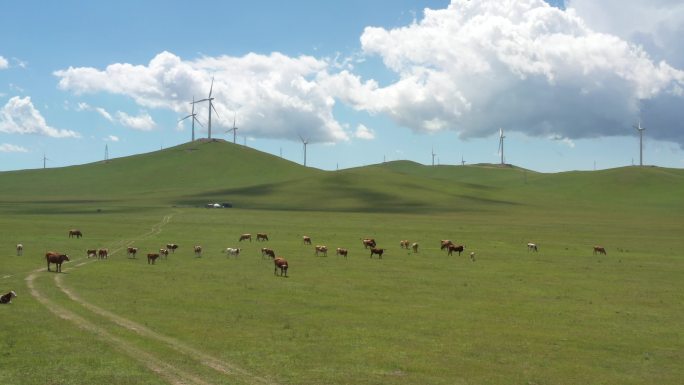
302, 236, 312, 245
86, 249, 97, 258
159, 248, 169, 258
16, 244, 23, 256
46, 252, 70, 272
68, 229, 82, 238
370, 247, 385, 259
400, 240, 410, 249
336, 247, 348, 258
147, 253, 160, 264
256, 233, 269, 242
194, 245, 202, 257
274, 257, 289, 277
593, 246, 607, 255
97, 248, 108, 259
0, 290, 17, 304
261, 247, 276, 259
440, 240, 454, 250
447, 244, 465, 256
239, 234, 252, 242
362, 238, 376, 249
315, 245, 328, 257
127, 247, 138, 258
166, 244, 178, 253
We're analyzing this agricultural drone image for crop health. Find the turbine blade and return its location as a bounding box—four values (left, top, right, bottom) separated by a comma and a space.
193, 98, 210, 103
211, 102, 220, 119
209, 77, 214, 98
179, 114, 192, 122
193, 116, 204, 127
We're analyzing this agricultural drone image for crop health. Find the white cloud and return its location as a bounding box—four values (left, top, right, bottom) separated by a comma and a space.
105, 135, 119, 142
0, 96, 80, 138
0, 143, 28, 152
0, 56, 8, 69
75, 102, 114, 122
95, 107, 114, 122
116, 111, 156, 130
354, 124, 375, 140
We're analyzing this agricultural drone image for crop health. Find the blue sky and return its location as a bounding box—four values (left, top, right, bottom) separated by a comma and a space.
1, 0, 683, 172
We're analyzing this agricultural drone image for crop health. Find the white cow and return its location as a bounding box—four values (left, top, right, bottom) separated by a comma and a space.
16, 244, 23, 256
527, 243, 538, 252
223, 247, 241, 257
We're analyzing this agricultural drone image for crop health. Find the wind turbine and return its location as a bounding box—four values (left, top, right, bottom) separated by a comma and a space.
227, 112, 238, 144
179, 96, 204, 141
299, 135, 309, 167
461, 155, 466, 166
633, 119, 646, 166
431, 147, 436, 166
193, 77, 219, 139
42, 153, 49, 169
105, 144, 109, 162
497, 128, 505, 166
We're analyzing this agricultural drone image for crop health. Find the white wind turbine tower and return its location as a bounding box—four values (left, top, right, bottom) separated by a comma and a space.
431, 147, 436, 166
193, 77, 220, 139
299, 134, 309, 167
633, 119, 646, 166
179, 96, 204, 142
227, 112, 238, 144
497, 128, 506, 166
42, 152, 49, 169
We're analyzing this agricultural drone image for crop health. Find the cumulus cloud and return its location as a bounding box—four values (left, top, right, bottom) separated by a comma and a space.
0, 143, 28, 152
116, 111, 156, 131
354, 124, 375, 140
105, 135, 119, 142
0, 56, 8, 69
331, 0, 684, 146
0, 96, 80, 138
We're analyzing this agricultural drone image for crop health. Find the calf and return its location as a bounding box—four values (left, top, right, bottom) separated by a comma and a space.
336, 247, 348, 258
593, 246, 607, 255
166, 244, 179, 253
400, 240, 410, 249
470, 252, 476, 262
223, 247, 241, 257
261, 247, 276, 259
147, 253, 160, 264
256, 233, 269, 242
0, 290, 17, 304
194, 245, 202, 257
159, 248, 169, 258
97, 248, 109, 259
46, 252, 70, 272
16, 244, 23, 256
302, 236, 312, 245
239, 234, 252, 242
411, 242, 419, 253
447, 244, 465, 256
274, 257, 289, 277
315, 245, 328, 257
362, 238, 376, 249
370, 247, 385, 259
127, 247, 138, 258
527, 243, 538, 252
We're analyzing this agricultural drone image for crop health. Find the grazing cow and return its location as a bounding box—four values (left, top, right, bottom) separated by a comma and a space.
223, 247, 241, 257
315, 245, 328, 257
159, 248, 169, 258
274, 257, 289, 277
86, 249, 97, 258
261, 247, 276, 259
447, 244, 465, 256
68, 229, 82, 238
400, 240, 410, 249
302, 236, 312, 245
527, 243, 538, 252
470, 252, 476, 262
256, 233, 269, 242
16, 244, 23, 256
0, 290, 17, 304
440, 240, 454, 250
97, 248, 109, 259
336, 248, 348, 258
127, 247, 138, 258
593, 246, 607, 255
147, 253, 160, 264
370, 247, 385, 259
411, 242, 419, 253
239, 234, 252, 242
46, 252, 69, 272
362, 238, 376, 249
166, 244, 179, 253
194, 245, 202, 257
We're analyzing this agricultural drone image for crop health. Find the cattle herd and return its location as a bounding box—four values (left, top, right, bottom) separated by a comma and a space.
4, 228, 610, 305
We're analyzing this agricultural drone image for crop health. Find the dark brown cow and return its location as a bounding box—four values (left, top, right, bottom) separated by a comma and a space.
274, 257, 289, 277
400, 240, 410, 249
86, 249, 97, 258
194, 245, 202, 257
127, 247, 138, 258
440, 240, 454, 250
370, 247, 385, 259
256, 233, 269, 242
166, 244, 179, 253
239, 234, 252, 242
261, 247, 276, 259
336, 247, 348, 258
447, 244, 465, 256
362, 238, 376, 249
0, 290, 17, 304
315, 245, 328, 257
302, 236, 312, 245
147, 253, 160, 264
593, 246, 607, 255
97, 248, 108, 259
68, 229, 82, 238
46, 252, 70, 272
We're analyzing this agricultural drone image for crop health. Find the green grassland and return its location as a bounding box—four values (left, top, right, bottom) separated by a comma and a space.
1, 140, 683, 385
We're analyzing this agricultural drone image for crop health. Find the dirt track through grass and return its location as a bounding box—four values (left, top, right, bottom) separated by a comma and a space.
25, 212, 277, 385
